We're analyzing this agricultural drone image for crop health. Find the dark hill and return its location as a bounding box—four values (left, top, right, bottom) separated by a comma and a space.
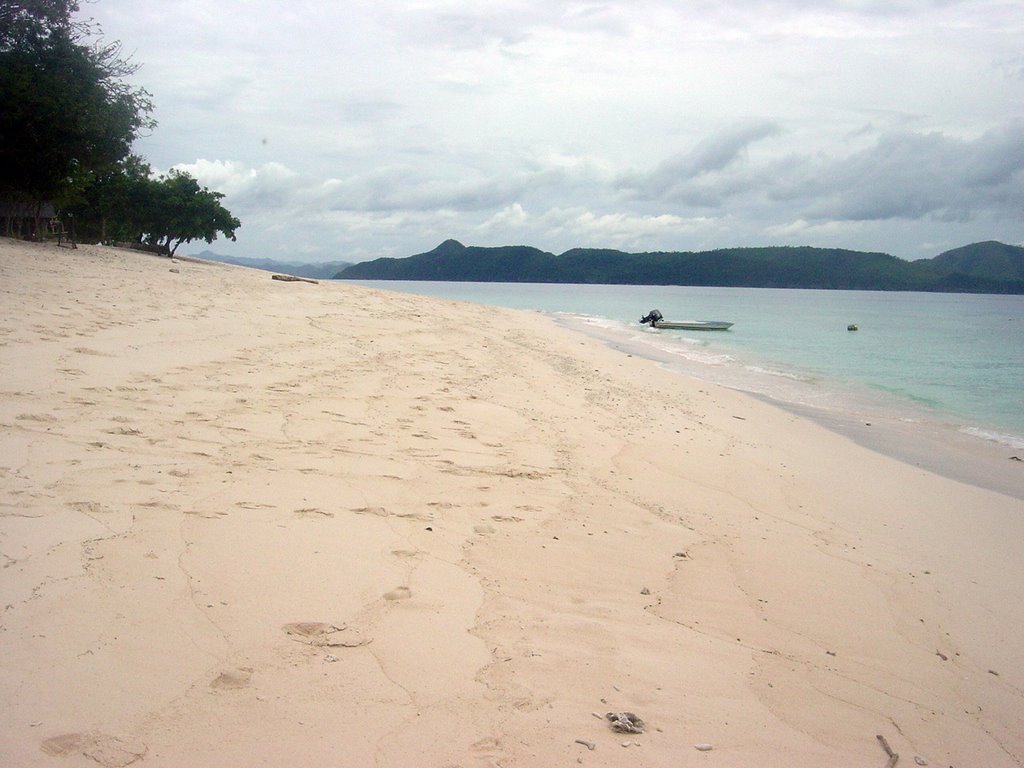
336, 240, 1024, 294
922, 241, 1024, 283
337, 240, 558, 282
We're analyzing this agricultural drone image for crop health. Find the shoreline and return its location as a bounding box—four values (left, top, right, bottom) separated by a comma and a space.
3, 239, 1023, 766
768, 396, 1024, 501
557, 314, 1024, 501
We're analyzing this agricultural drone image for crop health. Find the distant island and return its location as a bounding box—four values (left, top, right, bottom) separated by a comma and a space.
192, 251, 352, 281
335, 240, 1024, 294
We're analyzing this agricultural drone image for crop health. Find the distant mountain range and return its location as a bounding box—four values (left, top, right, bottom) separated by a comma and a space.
336, 239, 1024, 294
191, 251, 352, 280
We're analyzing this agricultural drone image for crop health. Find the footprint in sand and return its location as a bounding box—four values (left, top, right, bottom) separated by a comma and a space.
209, 667, 253, 690
16, 412, 59, 423
69, 500, 111, 515
352, 506, 389, 517
294, 507, 334, 518
282, 622, 370, 647
390, 549, 421, 559
41, 731, 147, 767
470, 736, 505, 761
395, 511, 432, 521
352, 507, 432, 522
384, 586, 412, 601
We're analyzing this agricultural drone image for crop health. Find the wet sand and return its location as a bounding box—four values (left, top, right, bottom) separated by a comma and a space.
562, 316, 1024, 501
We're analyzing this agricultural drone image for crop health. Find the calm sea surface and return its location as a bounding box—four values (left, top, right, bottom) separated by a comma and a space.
348, 281, 1024, 450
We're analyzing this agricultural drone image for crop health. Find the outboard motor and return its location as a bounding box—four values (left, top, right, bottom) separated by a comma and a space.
640, 309, 663, 326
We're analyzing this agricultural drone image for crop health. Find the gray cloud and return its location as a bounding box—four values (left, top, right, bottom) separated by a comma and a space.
784, 124, 1024, 222
617, 121, 781, 201
86, 0, 1024, 261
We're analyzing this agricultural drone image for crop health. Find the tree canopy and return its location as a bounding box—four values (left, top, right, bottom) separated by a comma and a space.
1, 0, 240, 251
137, 170, 241, 256
70, 162, 241, 254
0, 1, 153, 204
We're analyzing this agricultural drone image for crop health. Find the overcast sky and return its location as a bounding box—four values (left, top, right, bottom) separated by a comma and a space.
87, 0, 1024, 263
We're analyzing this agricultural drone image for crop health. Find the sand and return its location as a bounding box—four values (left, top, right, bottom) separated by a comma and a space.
2, 237, 1022, 767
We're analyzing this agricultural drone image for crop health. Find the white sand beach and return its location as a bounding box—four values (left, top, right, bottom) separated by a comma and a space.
2, 238, 1023, 767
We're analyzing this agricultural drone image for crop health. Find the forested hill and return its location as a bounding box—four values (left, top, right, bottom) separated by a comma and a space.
335, 239, 1024, 293
919, 241, 1024, 293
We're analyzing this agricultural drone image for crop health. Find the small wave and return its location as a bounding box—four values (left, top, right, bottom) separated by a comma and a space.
646, 339, 735, 365
578, 315, 625, 330
960, 427, 1024, 451
744, 365, 816, 383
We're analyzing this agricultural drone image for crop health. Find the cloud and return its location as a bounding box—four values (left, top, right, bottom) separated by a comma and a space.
536, 207, 719, 250
787, 123, 1024, 222
613, 121, 1024, 227
166, 118, 1024, 261
478, 203, 530, 233
86, 0, 1024, 261
764, 218, 871, 242
171, 159, 302, 210
390, 1, 634, 52
306, 165, 567, 214
617, 121, 781, 201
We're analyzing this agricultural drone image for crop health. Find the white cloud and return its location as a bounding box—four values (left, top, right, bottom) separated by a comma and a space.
540, 209, 718, 251
478, 203, 530, 233
764, 218, 868, 241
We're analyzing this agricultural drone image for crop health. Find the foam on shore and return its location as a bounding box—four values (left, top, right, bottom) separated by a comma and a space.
557, 313, 1024, 500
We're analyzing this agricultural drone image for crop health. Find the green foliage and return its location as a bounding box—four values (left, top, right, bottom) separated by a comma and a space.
68, 154, 153, 242
2, 1, 240, 251
141, 170, 240, 255
0, 0, 154, 207
70, 165, 240, 254
926, 241, 1024, 282
0, 1, 79, 50
337, 240, 1024, 294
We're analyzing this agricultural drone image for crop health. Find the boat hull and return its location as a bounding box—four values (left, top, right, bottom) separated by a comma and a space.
653, 320, 733, 331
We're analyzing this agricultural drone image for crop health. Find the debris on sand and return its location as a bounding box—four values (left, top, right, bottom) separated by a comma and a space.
606, 712, 645, 734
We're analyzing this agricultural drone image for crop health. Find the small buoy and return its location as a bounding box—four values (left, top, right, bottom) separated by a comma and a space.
847, 324, 858, 331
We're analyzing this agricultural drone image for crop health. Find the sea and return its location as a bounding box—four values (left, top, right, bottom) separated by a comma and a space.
348, 280, 1024, 455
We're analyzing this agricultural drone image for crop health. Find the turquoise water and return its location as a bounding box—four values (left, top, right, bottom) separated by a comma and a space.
349, 281, 1024, 449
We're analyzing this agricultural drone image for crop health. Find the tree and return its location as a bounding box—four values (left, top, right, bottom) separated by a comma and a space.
0, 1, 78, 48
68, 164, 240, 253
0, 1, 154, 209
2, 1, 241, 250
68, 154, 153, 243
140, 171, 241, 256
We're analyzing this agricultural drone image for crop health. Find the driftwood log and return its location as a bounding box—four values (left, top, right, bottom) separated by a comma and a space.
271, 274, 319, 285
